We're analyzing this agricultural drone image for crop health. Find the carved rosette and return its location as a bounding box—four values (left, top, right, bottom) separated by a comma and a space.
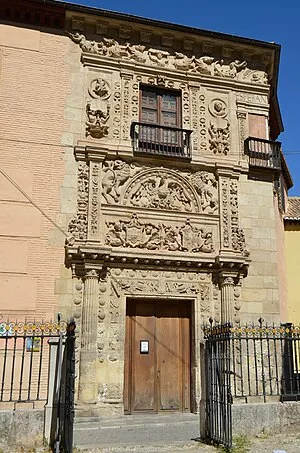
182, 83, 191, 130
105, 214, 214, 254
199, 93, 207, 151
68, 162, 89, 240
112, 80, 121, 139
70, 33, 269, 85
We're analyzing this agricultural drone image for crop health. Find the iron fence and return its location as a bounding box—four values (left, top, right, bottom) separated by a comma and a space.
0, 319, 66, 403
204, 319, 300, 448
204, 319, 300, 404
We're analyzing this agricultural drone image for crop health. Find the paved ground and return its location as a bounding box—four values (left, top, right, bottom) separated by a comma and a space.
73, 413, 300, 453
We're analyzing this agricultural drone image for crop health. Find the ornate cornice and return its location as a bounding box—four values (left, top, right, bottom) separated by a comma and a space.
69, 32, 269, 86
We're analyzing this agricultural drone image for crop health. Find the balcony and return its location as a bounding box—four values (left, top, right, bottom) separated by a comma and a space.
131, 122, 192, 159
245, 137, 281, 170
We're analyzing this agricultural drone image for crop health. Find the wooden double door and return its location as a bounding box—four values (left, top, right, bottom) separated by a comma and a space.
124, 299, 191, 414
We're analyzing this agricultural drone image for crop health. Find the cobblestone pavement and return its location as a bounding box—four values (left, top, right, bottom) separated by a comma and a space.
73, 414, 300, 453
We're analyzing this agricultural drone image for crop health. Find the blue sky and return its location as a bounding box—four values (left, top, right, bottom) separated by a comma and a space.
65, 0, 300, 195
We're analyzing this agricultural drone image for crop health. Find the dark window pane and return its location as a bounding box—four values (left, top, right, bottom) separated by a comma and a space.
161, 112, 177, 127
162, 94, 177, 111
142, 91, 158, 108
141, 108, 158, 124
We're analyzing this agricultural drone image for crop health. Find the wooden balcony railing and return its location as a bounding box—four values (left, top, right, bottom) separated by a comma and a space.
245, 137, 281, 170
131, 122, 192, 159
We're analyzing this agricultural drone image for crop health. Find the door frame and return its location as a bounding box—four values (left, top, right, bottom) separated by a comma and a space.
124, 297, 194, 414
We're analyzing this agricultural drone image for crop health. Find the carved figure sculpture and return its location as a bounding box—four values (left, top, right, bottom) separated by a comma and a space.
102, 160, 132, 204
86, 101, 110, 138
189, 171, 218, 214
209, 122, 230, 155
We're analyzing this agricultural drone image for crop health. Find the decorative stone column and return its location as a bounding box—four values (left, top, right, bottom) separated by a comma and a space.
78, 268, 99, 404
220, 274, 235, 324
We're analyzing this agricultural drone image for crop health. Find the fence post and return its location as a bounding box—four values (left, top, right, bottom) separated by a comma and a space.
44, 337, 65, 445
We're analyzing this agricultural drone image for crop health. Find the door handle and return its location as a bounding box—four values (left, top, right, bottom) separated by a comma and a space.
157, 369, 160, 380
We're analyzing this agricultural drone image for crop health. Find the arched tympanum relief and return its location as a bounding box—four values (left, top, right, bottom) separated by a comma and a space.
101, 161, 218, 215
122, 168, 200, 212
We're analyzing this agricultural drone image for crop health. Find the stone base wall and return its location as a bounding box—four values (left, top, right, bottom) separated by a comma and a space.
0, 409, 44, 449
232, 401, 300, 436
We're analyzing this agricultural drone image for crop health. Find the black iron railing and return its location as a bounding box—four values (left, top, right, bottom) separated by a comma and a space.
204, 320, 300, 449
245, 137, 281, 170
204, 320, 300, 403
0, 319, 65, 403
131, 122, 192, 159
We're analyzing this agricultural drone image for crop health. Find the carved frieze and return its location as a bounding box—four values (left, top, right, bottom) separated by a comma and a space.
209, 122, 230, 155
70, 33, 269, 85
105, 214, 214, 253
86, 78, 111, 139
110, 268, 211, 298
68, 162, 89, 240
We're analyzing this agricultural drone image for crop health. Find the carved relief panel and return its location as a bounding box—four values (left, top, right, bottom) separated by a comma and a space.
219, 176, 249, 256
101, 158, 219, 215
85, 77, 111, 139
105, 214, 215, 254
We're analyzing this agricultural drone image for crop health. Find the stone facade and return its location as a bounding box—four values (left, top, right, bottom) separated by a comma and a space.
0, 0, 292, 417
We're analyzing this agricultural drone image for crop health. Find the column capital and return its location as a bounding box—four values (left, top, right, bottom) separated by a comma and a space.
218, 271, 239, 287
84, 268, 99, 279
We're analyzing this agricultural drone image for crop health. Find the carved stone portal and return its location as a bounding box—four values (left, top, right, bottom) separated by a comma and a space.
105, 214, 214, 253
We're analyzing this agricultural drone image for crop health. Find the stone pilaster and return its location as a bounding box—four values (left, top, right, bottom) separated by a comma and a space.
78, 268, 99, 403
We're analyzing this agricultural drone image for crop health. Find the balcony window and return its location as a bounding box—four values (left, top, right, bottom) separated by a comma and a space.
245, 137, 281, 170
131, 86, 192, 159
